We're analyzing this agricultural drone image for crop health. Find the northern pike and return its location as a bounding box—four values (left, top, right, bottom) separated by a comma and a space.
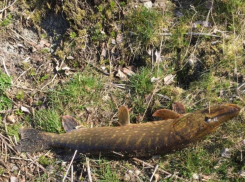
16, 104, 240, 157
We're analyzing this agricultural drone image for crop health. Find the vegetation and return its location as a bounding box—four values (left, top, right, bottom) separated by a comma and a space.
0, 0, 245, 181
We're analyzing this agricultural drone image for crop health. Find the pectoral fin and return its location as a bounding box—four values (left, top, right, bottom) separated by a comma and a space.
152, 109, 181, 120
62, 115, 80, 132
118, 105, 130, 126
172, 102, 186, 114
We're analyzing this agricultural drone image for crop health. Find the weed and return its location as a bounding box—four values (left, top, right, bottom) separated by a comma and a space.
33, 109, 63, 133
129, 67, 154, 115
7, 123, 22, 141
40, 48, 50, 54
69, 32, 77, 39
39, 155, 52, 167
15, 109, 24, 116
0, 95, 12, 110
16, 90, 25, 101
124, 6, 162, 48
0, 14, 12, 26
0, 72, 11, 91
0, 72, 12, 110
0, 167, 5, 175
48, 70, 103, 114
97, 159, 119, 181
38, 74, 49, 82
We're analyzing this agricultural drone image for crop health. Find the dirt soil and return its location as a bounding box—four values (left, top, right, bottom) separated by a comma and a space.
0, 0, 245, 181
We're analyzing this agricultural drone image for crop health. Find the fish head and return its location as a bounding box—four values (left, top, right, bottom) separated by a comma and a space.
201, 104, 240, 127
172, 104, 241, 142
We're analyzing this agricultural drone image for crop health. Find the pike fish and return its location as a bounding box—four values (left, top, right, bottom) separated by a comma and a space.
16, 104, 240, 157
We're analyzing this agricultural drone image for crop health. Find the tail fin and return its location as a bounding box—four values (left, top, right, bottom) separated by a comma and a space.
15, 128, 51, 153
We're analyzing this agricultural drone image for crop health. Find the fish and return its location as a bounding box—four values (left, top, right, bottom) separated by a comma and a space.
15, 104, 240, 157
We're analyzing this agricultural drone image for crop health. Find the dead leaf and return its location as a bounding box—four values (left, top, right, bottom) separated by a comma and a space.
122, 67, 135, 76
21, 106, 31, 114
116, 69, 128, 80
151, 77, 160, 83
6, 115, 16, 123
164, 74, 175, 85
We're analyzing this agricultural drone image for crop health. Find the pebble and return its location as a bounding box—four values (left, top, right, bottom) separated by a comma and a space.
192, 173, 199, 180
221, 148, 231, 158
144, 1, 153, 9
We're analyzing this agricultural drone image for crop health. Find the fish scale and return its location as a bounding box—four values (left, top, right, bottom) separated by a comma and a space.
16, 104, 240, 157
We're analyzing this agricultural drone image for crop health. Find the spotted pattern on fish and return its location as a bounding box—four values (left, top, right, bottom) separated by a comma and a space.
15, 104, 240, 157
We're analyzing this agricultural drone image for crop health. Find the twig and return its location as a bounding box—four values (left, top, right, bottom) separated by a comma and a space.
2, 57, 11, 77
62, 150, 77, 182
150, 164, 159, 182
71, 164, 74, 182
141, 81, 160, 121
132, 158, 170, 175
132, 158, 187, 181
86, 157, 93, 182
40, 74, 57, 90
159, 32, 221, 38
13, 66, 33, 84
0, 0, 18, 13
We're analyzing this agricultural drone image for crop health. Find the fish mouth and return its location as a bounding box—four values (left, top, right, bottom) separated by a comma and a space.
204, 104, 240, 123
224, 104, 241, 115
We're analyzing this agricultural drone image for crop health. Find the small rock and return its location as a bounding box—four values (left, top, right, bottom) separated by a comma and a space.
6, 115, 16, 123
221, 148, 231, 158
135, 169, 141, 176
239, 170, 245, 177
66, 56, 74, 60
10, 176, 18, 182
242, 139, 245, 145
151, 77, 160, 83
11, 165, 19, 172
192, 173, 199, 180
21, 106, 31, 114
154, 173, 160, 181
144, 1, 153, 9
164, 74, 176, 85
124, 173, 131, 181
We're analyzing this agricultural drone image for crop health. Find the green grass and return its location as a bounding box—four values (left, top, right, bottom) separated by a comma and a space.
48, 69, 104, 114
124, 6, 162, 47
97, 160, 120, 181
0, 71, 12, 110
31, 68, 117, 132
33, 109, 63, 133
3, 0, 245, 181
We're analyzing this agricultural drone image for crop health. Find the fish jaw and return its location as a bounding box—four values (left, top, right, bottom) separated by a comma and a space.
200, 103, 240, 127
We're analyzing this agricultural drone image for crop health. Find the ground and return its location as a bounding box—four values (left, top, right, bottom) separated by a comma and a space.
0, 0, 245, 181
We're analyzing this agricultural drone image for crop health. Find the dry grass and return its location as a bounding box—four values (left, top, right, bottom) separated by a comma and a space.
0, 0, 245, 181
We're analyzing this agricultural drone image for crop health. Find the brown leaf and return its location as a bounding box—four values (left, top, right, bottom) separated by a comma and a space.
164, 74, 175, 85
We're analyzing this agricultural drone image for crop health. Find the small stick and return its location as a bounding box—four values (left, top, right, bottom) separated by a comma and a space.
2, 57, 11, 77
150, 164, 158, 182
41, 74, 57, 90
0, 0, 18, 13
86, 157, 92, 182
13, 66, 33, 84
132, 158, 187, 181
71, 164, 74, 182
62, 150, 77, 182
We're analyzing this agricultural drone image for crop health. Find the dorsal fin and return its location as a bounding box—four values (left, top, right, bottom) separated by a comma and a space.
172, 102, 186, 114
152, 109, 181, 120
62, 115, 80, 132
118, 105, 130, 126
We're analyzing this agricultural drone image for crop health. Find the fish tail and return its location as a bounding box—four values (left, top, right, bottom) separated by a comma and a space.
15, 128, 52, 153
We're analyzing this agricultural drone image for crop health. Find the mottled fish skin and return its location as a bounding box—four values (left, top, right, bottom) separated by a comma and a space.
16, 104, 240, 157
